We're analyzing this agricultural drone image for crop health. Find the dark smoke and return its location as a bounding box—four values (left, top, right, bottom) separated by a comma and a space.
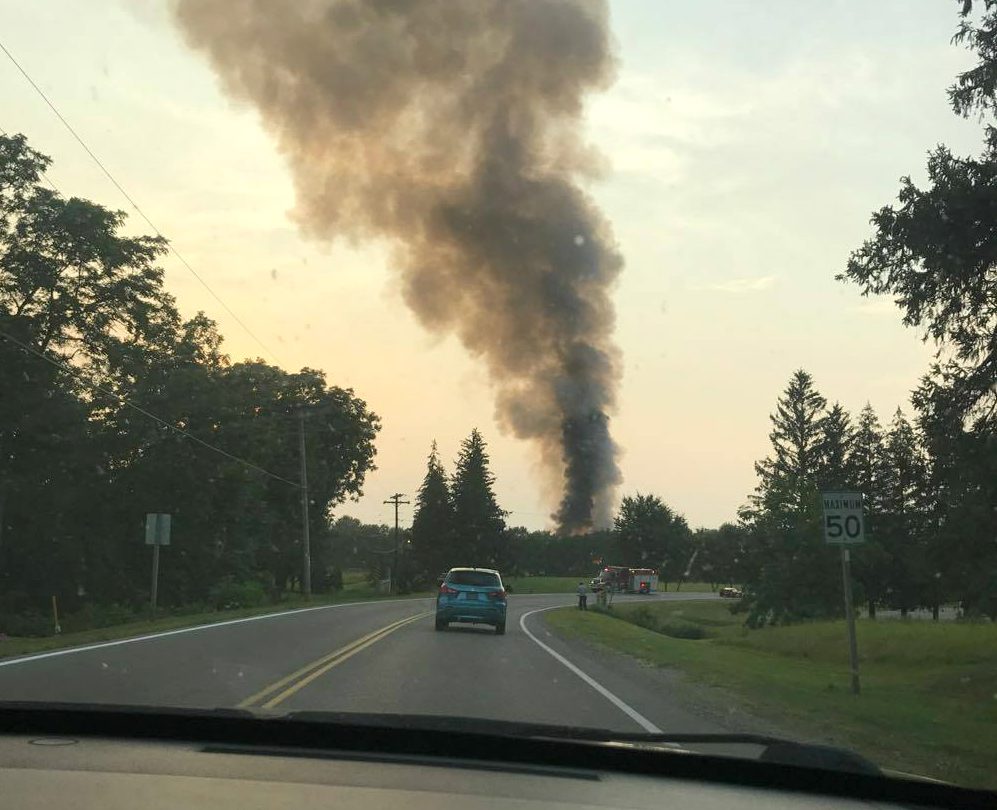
172, 0, 624, 532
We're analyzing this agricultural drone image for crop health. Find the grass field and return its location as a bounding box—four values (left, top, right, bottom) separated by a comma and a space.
504, 576, 714, 594
545, 600, 997, 789
0, 583, 432, 660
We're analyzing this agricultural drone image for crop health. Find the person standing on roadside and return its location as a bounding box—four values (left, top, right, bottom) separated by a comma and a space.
577, 581, 588, 611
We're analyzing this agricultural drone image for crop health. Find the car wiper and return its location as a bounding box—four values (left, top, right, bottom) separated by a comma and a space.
0, 701, 876, 775
281, 711, 880, 775
1, 703, 989, 808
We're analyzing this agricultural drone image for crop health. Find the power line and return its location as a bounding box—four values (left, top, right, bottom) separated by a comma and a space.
0, 327, 300, 489
0, 39, 283, 366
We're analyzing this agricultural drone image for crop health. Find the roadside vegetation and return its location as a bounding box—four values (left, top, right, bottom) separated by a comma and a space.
0, 573, 433, 660
545, 600, 997, 789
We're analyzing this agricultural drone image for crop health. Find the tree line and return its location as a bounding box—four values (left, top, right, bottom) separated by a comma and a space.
1, 134, 380, 633
707, 369, 994, 624
693, 2, 997, 623
3, 2, 993, 634
403, 428, 695, 591
403, 1, 997, 621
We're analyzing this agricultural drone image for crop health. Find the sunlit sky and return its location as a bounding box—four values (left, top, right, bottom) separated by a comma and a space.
1, 1, 984, 530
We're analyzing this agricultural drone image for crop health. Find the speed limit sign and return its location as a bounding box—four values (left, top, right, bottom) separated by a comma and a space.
821, 492, 865, 545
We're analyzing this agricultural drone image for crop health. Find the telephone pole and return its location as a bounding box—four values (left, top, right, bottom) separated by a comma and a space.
297, 406, 311, 599
384, 493, 409, 594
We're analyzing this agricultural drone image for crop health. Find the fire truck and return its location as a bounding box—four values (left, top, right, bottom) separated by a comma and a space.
590, 566, 658, 594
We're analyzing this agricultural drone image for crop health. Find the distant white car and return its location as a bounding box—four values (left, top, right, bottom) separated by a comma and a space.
719, 586, 743, 599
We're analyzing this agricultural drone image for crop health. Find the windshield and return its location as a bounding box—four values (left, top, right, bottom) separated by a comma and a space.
447, 571, 502, 588
0, 0, 994, 796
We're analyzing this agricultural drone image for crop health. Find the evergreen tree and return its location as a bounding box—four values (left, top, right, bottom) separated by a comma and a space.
410, 440, 455, 583
451, 429, 506, 568
879, 409, 929, 617
740, 370, 840, 625
818, 402, 853, 491
847, 404, 891, 618
750, 370, 828, 517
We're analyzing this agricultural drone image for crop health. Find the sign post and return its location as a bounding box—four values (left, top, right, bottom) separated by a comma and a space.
821, 492, 864, 695
145, 513, 171, 615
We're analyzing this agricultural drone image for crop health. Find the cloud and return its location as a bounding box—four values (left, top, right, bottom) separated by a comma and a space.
706, 275, 776, 294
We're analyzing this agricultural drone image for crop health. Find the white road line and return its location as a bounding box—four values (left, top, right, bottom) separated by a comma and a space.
519, 605, 666, 736
0, 597, 432, 668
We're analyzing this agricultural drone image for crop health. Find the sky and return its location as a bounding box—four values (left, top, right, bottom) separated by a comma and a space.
0, 1, 985, 531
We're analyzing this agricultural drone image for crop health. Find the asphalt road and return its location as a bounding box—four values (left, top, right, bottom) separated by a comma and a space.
0, 592, 743, 740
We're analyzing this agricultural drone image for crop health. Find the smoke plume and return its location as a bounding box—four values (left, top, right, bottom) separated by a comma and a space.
173, 0, 624, 531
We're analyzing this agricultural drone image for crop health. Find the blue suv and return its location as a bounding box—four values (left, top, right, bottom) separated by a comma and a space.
435, 567, 507, 635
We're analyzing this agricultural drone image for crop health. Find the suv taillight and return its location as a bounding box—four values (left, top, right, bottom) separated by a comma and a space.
440, 584, 458, 596
488, 590, 507, 600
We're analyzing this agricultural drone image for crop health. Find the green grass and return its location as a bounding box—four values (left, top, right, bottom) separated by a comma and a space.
504, 576, 715, 594
0, 587, 432, 661
545, 600, 997, 790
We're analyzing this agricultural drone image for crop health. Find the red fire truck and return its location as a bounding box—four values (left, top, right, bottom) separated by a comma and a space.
590, 566, 659, 594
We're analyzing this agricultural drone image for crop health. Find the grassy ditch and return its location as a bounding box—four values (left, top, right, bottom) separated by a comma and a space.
545, 599, 997, 790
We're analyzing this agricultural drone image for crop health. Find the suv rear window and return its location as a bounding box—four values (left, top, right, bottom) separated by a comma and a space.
447, 571, 501, 587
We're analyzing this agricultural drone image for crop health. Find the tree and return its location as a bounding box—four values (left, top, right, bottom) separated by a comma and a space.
693, 524, 748, 591
0, 133, 382, 624
409, 440, 455, 583
749, 370, 828, 517
818, 403, 853, 492
0, 134, 177, 386
847, 404, 891, 618
739, 370, 842, 625
840, 2, 997, 618
451, 429, 506, 567
613, 494, 691, 588
878, 409, 930, 617
916, 378, 997, 619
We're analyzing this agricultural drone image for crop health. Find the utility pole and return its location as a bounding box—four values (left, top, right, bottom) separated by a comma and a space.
297, 406, 311, 599
384, 493, 409, 594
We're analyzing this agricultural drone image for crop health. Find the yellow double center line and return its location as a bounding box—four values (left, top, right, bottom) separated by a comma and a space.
238, 611, 431, 710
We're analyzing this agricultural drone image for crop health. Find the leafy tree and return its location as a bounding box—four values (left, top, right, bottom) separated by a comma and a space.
451, 429, 506, 567
693, 524, 747, 591
409, 440, 455, 583
0, 132, 179, 614
0, 133, 382, 626
0, 134, 177, 386
613, 494, 691, 587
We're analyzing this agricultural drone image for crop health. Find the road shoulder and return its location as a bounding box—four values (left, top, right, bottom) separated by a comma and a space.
529, 607, 794, 740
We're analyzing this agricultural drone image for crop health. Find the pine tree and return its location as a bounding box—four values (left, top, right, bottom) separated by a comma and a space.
750, 370, 828, 517
451, 429, 506, 568
740, 370, 840, 625
916, 379, 997, 619
409, 440, 455, 583
879, 409, 929, 617
847, 404, 890, 618
819, 402, 853, 491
